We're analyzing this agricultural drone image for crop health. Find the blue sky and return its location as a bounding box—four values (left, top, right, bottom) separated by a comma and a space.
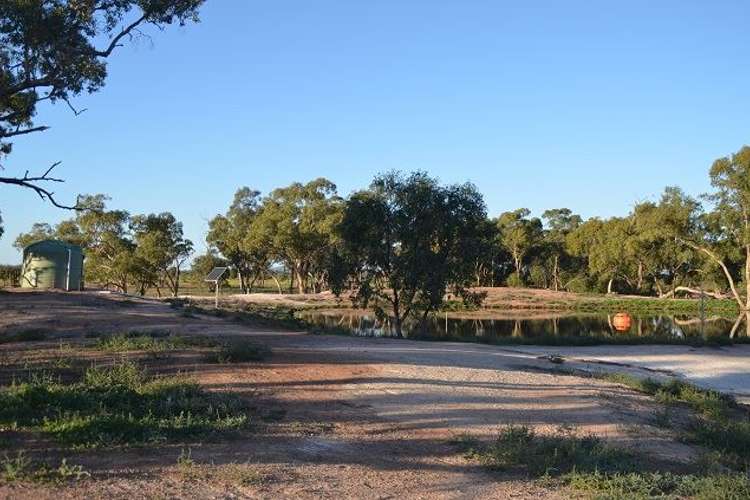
2, 1, 749, 264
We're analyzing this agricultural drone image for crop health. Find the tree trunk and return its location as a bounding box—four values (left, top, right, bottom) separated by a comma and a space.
746, 244, 750, 310
607, 278, 614, 295
679, 238, 745, 310
269, 273, 283, 294
172, 267, 181, 298
392, 290, 403, 338
637, 261, 644, 291
296, 265, 306, 294
552, 255, 560, 291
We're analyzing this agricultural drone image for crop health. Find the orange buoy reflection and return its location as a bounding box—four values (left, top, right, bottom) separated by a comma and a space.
612, 312, 632, 332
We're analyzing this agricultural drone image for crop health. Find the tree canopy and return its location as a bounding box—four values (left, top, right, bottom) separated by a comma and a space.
330, 172, 487, 337
0, 0, 203, 207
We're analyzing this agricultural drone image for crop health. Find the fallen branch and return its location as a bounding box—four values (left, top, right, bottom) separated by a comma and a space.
658, 286, 730, 300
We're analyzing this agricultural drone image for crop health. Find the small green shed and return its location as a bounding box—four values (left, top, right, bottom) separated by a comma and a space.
21, 240, 84, 291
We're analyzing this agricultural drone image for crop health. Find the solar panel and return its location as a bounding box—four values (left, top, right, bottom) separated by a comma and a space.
205, 266, 229, 282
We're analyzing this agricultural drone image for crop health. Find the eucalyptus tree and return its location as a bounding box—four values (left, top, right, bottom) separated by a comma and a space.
0, 0, 203, 207
130, 212, 193, 297
631, 187, 703, 297
496, 208, 543, 286
189, 251, 228, 291
541, 208, 582, 291
13, 222, 55, 250
207, 188, 269, 293
678, 146, 750, 311
253, 179, 343, 294
332, 172, 487, 337
70, 195, 136, 292
14, 194, 134, 291
567, 217, 636, 294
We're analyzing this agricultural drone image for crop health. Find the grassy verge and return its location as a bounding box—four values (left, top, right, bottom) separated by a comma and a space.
456, 426, 750, 499
0, 361, 250, 448
566, 296, 736, 315
599, 373, 750, 471
94, 331, 219, 354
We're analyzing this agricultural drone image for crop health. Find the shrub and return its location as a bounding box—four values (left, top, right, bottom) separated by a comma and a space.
208, 341, 271, 364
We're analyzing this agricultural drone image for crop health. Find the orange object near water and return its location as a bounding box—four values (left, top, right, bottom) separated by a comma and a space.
612, 312, 632, 332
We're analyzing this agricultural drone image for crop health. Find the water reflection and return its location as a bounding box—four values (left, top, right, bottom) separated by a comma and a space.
297, 309, 746, 342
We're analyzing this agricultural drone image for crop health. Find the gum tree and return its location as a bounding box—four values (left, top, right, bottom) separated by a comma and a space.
332, 172, 487, 337
496, 208, 543, 286
680, 146, 750, 312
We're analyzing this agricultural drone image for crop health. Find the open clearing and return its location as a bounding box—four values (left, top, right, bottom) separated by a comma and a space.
1, 290, 748, 498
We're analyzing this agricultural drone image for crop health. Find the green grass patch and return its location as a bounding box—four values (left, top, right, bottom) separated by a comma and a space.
570, 296, 739, 315
94, 332, 219, 354
458, 425, 635, 476
565, 470, 750, 499
459, 426, 750, 499
0, 361, 250, 447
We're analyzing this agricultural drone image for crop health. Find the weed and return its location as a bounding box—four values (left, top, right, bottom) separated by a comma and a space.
175, 449, 263, 486
459, 426, 750, 499
177, 448, 195, 469
1, 452, 32, 482
468, 425, 634, 476
0, 452, 89, 484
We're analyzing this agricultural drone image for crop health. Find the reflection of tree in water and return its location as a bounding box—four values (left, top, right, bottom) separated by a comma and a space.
298, 310, 745, 341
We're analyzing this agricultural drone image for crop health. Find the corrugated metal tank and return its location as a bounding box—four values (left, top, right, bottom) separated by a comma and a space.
20, 240, 84, 291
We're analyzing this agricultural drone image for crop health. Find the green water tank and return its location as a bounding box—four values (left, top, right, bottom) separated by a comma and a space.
20, 240, 84, 291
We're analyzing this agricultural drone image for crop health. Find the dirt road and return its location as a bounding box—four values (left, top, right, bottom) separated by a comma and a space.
0, 290, 738, 498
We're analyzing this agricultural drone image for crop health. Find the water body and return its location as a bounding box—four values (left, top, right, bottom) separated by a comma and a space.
297, 309, 747, 343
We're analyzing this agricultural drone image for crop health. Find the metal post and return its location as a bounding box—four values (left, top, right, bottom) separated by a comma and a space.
66, 249, 72, 291
215, 280, 219, 308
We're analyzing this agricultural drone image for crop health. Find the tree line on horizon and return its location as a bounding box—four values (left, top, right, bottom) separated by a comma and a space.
5, 145, 750, 335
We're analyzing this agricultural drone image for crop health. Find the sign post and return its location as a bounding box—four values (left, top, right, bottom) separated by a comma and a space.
204, 267, 229, 308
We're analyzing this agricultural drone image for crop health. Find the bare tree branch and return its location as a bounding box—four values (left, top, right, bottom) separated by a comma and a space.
94, 14, 148, 57
2, 125, 50, 138
0, 162, 79, 210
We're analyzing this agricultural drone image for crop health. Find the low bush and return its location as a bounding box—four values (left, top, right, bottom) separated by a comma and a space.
208, 341, 271, 364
